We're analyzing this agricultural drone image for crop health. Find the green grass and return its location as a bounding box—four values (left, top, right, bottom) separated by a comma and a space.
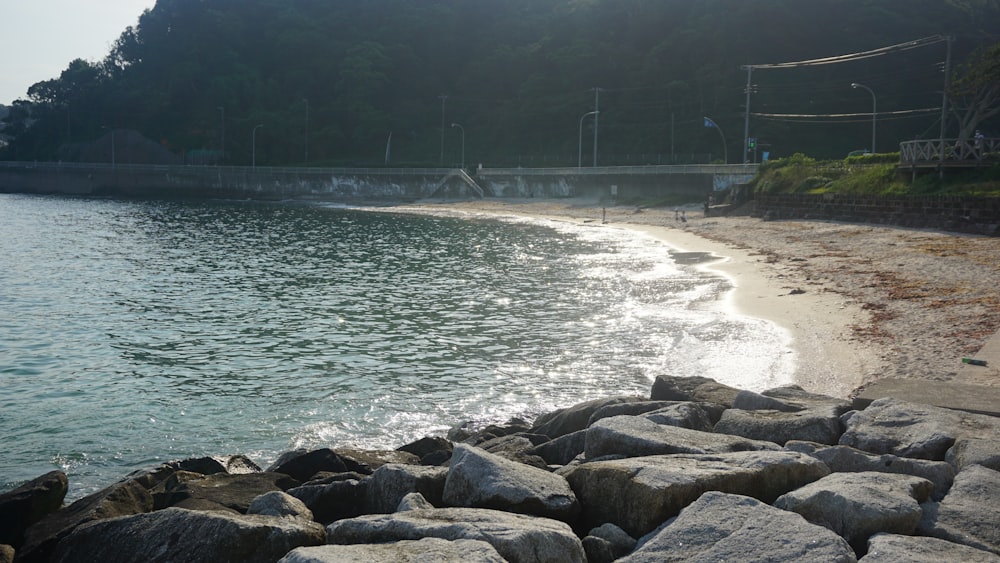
752, 152, 1000, 197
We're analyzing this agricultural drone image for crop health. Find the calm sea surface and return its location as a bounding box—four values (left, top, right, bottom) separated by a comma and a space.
0, 194, 792, 499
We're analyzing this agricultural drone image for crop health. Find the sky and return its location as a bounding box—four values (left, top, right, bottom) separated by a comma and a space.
0, 0, 156, 106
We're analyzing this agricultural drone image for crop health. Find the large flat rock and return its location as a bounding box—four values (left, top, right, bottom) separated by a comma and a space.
852, 379, 1000, 417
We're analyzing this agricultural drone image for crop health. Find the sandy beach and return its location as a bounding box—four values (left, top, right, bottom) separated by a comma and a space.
403, 198, 1000, 399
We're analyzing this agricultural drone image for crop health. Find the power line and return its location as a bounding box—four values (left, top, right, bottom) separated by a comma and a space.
753, 108, 939, 124
746, 35, 947, 70
752, 107, 938, 119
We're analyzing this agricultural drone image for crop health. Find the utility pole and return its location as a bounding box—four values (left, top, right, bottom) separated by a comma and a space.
593, 88, 600, 167
938, 36, 952, 176
217, 106, 225, 164
742, 65, 753, 164
439, 94, 448, 165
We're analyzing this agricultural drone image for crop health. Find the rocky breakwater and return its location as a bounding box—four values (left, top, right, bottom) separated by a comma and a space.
3, 375, 1000, 562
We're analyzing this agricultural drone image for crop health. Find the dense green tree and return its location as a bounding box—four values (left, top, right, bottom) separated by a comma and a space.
950, 42, 1000, 139
2, 0, 998, 165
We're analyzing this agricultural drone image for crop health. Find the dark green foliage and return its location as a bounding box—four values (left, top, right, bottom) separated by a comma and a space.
2, 0, 999, 166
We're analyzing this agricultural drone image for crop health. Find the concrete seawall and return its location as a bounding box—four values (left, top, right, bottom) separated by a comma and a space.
0, 162, 756, 203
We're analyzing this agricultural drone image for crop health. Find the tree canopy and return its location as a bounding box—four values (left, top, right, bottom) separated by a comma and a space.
2, 0, 999, 166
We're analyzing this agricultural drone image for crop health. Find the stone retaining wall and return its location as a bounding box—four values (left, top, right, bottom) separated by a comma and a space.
754, 194, 1000, 236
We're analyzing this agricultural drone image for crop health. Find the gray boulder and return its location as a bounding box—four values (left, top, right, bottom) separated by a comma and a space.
442, 443, 579, 522
714, 405, 844, 445
773, 471, 933, 550
396, 492, 435, 511
587, 401, 689, 425
733, 389, 804, 412
158, 472, 299, 513
396, 436, 453, 464
620, 491, 856, 562
0, 544, 12, 563
919, 464, 1000, 554
861, 533, 1000, 562
334, 449, 420, 475
840, 398, 1000, 460
761, 385, 853, 412
649, 375, 718, 401
531, 396, 643, 439
688, 381, 742, 407
642, 402, 718, 431
267, 449, 349, 482
279, 538, 506, 562
366, 464, 448, 514
787, 441, 955, 500
248, 491, 314, 520
18, 479, 152, 563
561, 450, 829, 537
585, 415, 781, 459
326, 507, 586, 563
946, 438, 1000, 472
527, 429, 587, 466
582, 523, 636, 563
49, 507, 325, 563
287, 478, 367, 524
476, 434, 550, 468
0, 471, 67, 547
173, 455, 261, 476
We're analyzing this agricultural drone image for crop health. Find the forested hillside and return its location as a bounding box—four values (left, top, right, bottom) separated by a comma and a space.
3, 0, 999, 166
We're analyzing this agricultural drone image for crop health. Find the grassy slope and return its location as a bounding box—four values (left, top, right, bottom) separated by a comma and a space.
751, 153, 1000, 197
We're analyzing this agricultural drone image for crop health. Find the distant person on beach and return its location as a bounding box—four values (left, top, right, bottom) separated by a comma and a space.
681, 210, 687, 223
674, 208, 680, 221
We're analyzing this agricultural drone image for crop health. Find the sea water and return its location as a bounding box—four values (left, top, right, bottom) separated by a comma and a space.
0, 194, 792, 499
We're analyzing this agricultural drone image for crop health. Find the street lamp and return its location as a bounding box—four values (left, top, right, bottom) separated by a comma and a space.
303, 98, 309, 163
450, 123, 465, 169
851, 82, 876, 153
578, 110, 599, 168
252, 124, 263, 169
217, 106, 225, 164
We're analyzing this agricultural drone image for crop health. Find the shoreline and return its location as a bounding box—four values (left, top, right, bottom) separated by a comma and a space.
400, 198, 1000, 398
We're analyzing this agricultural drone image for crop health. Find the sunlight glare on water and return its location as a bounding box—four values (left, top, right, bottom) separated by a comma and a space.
0, 195, 792, 499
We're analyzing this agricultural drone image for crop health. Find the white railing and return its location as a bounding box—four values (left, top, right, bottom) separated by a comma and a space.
899, 138, 998, 164
0, 161, 454, 176
477, 163, 759, 176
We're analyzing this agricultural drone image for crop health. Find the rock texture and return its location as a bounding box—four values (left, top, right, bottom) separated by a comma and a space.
861, 533, 1000, 562
562, 450, 828, 536
279, 538, 506, 562
619, 492, 856, 562
326, 507, 586, 563
839, 398, 1000, 460
584, 415, 781, 459
787, 441, 954, 500
919, 464, 1000, 555
7, 375, 999, 562
774, 471, 933, 550
0, 470, 67, 548
714, 405, 844, 445
49, 507, 325, 563
442, 443, 579, 521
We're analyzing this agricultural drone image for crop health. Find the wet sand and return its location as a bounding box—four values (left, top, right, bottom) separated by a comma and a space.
401, 198, 1000, 398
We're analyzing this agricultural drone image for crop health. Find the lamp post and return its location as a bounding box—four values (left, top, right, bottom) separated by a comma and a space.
252, 123, 263, 169
851, 82, 876, 153
439, 94, 448, 165
217, 106, 225, 164
578, 110, 599, 168
450, 123, 465, 169
303, 98, 309, 163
